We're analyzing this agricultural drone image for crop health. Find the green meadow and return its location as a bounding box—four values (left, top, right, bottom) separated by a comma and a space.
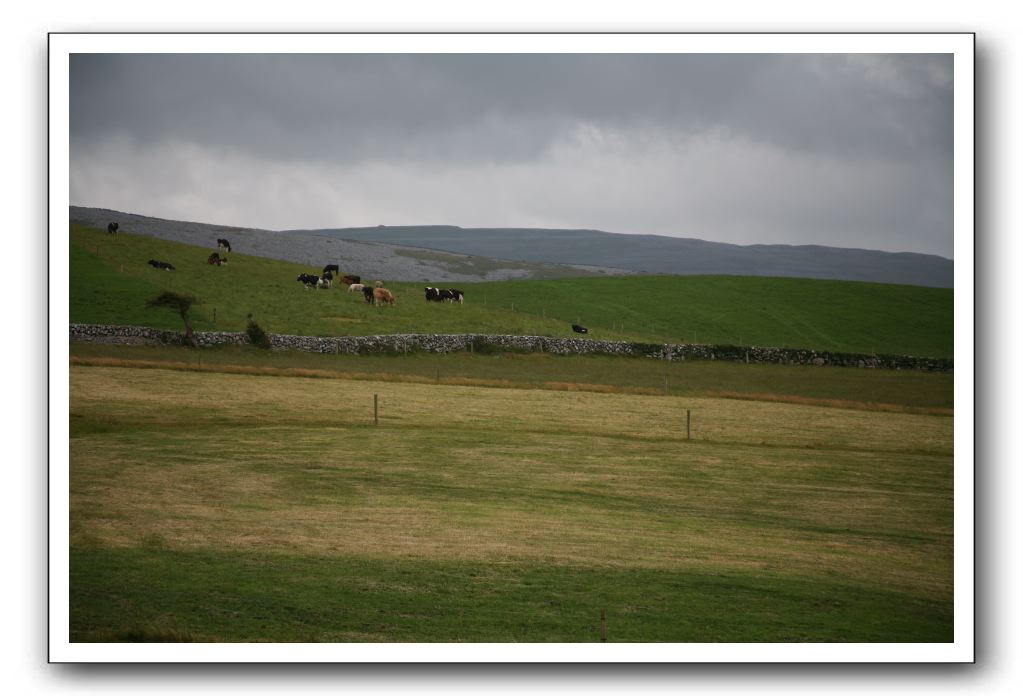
70, 365, 953, 642
66, 222, 955, 643
70, 224, 953, 357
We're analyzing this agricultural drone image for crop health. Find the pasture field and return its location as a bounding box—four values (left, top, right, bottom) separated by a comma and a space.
70, 224, 954, 357
70, 342, 954, 413
69, 364, 953, 642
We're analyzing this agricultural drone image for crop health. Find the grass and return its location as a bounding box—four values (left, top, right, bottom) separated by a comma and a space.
70, 342, 954, 412
69, 364, 953, 642
69, 224, 953, 357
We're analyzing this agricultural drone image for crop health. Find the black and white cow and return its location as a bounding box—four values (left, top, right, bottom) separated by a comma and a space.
107, 222, 118, 234
208, 252, 228, 266
147, 259, 175, 271
572, 324, 588, 334
297, 273, 320, 288
425, 287, 464, 303
217, 238, 232, 252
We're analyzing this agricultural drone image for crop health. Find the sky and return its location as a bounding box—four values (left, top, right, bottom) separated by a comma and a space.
69, 52, 954, 257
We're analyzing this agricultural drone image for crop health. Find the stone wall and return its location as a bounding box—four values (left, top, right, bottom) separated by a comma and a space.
68, 323, 953, 372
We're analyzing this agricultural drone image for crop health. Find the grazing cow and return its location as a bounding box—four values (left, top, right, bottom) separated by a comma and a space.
426, 287, 464, 304
374, 280, 384, 288
348, 283, 365, 293
317, 273, 332, 289
340, 274, 361, 286
297, 273, 320, 288
362, 285, 375, 303
373, 287, 396, 306
207, 252, 227, 266
107, 222, 118, 234
572, 324, 589, 334
323, 264, 340, 276
217, 238, 232, 252
148, 259, 175, 270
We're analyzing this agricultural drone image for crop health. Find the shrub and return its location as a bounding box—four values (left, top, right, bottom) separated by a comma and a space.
245, 315, 272, 349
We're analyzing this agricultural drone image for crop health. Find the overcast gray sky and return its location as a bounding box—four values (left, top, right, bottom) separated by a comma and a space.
69, 53, 954, 257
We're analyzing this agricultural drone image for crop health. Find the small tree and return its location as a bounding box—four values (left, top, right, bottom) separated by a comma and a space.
147, 291, 199, 348
245, 313, 272, 349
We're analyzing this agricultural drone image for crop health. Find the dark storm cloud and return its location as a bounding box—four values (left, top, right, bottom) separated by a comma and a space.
69, 53, 954, 256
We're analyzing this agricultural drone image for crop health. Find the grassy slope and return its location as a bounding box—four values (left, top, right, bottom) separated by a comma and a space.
70, 223, 953, 357
70, 365, 953, 642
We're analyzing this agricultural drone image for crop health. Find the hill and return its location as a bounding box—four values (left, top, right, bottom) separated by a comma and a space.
293, 225, 954, 288
70, 206, 631, 282
69, 223, 953, 357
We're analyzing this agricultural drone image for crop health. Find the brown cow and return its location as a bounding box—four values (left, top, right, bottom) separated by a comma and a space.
373, 287, 396, 306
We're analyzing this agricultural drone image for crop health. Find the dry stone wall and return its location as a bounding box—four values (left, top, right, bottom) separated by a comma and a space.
68, 324, 953, 372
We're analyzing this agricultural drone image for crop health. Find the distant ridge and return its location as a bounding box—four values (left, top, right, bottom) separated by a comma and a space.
291, 225, 954, 288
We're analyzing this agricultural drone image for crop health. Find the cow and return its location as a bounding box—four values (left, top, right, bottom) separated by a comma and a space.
217, 238, 232, 252
374, 280, 384, 288
341, 274, 361, 286
207, 252, 227, 266
425, 287, 464, 303
321, 271, 333, 287
147, 259, 174, 271
323, 264, 340, 277
373, 287, 396, 306
348, 283, 365, 293
572, 324, 589, 334
362, 285, 375, 303
297, 273, 320, 288
107, 222, 118, 234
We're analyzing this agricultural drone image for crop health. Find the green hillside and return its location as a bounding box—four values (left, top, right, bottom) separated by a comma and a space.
69, 224, 953, 357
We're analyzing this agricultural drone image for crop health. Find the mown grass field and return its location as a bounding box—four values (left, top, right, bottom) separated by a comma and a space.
70, 342, 954, 413
69, 224, 954, 357
69, 364, 953, 643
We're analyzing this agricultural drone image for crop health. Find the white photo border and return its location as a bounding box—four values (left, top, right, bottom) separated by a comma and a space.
49, 31, 974, 664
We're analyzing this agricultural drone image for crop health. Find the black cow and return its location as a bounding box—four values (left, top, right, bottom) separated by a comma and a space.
572, 324, 588, 334
217, 238, 232, 252
107, 222, 118, 234
362, 285, 375, 303
323, 264, 340, 276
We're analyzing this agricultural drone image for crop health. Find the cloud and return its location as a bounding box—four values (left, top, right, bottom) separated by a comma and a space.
70, 53, 954, 256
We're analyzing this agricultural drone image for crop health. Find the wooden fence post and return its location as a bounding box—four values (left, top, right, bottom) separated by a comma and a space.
374, 394, 379, 426
687, 409, 691, 440
600, 608, 606, 642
